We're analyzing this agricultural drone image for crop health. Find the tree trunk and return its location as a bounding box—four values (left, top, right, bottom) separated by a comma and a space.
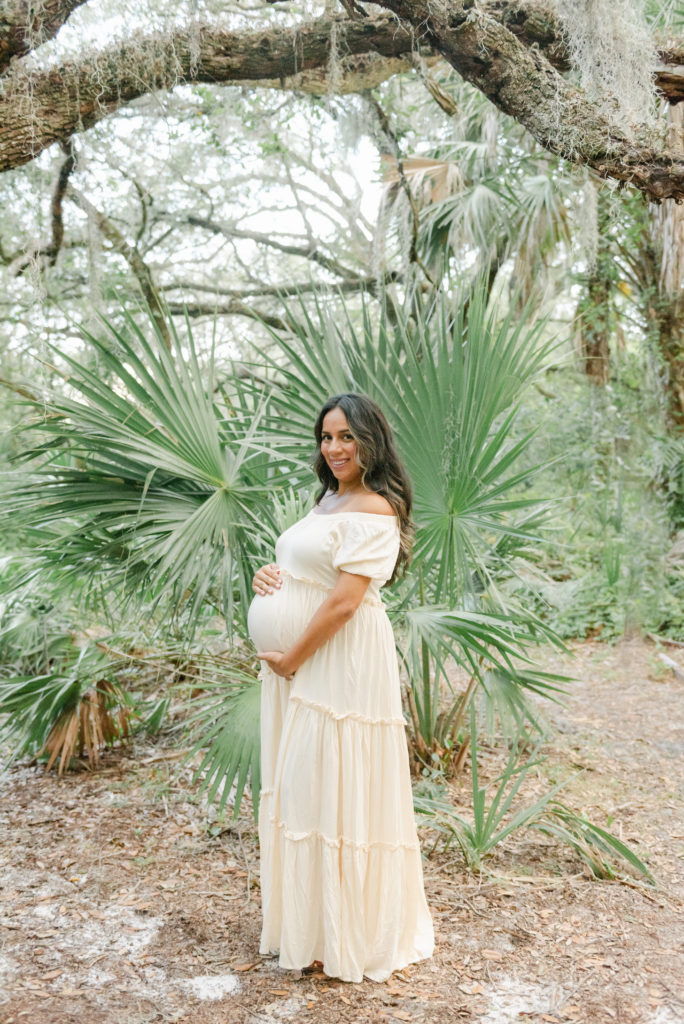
578, 185, 613, 385
581, 277, 612, 385
656, 295, 684, 427
651, 105, 684, 426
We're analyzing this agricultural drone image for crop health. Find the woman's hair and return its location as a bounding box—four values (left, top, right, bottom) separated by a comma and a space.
312, 392, 414, 584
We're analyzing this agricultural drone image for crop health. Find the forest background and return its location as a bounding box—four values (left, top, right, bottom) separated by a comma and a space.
1, 1, 684, 1020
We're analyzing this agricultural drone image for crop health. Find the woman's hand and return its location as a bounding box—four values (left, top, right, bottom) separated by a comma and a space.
257, 650, 298, 680
252, 562, 281, 595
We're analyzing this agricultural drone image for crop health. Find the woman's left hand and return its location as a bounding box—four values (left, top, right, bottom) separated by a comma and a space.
257, 650, 298, 680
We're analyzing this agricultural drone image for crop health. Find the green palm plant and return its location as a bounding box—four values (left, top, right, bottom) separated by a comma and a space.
380, 74, 574, 298
0, 305, 308, 805
414, 711, 653, 881
414, 711, 566, 870
0, 575, 71, 677
180, 649, 262, 821
245, 279, 568, 761
418, 159, 573, 299
2, 308, 277, 636
0, 642, 132, 772
1, 280, 565, 811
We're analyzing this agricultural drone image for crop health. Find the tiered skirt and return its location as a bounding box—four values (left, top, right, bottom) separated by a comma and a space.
258, 575, 434, 983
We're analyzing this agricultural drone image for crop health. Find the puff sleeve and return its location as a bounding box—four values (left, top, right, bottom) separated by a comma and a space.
331, 516, 400, 583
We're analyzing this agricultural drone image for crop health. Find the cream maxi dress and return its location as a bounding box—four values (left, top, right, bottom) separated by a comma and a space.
247, 508, 434, 984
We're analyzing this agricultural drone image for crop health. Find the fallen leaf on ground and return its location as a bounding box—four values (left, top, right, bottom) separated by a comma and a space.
459, 982, 485, 995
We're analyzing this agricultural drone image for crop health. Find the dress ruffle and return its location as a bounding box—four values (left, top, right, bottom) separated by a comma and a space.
259, 646, 434, 982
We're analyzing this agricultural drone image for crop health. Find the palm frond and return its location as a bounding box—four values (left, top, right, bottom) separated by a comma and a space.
0, 644, 131, 771
182, 665, 262, 820
3, 307, 276, 634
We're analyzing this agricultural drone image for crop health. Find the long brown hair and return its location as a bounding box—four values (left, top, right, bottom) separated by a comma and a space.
312, 393, 414, 583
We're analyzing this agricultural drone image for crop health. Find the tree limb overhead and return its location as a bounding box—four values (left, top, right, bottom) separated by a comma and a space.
0, 0, 88, 74
360, 0, 684, 201
0, 2, 683, 198
0, 13, 416, 173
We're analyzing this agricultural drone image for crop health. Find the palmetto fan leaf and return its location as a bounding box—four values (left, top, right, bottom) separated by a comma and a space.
3, 308, 274, 632
184, 673, 262, 821
255, 280, 559, 607
0, 643, 131, 772
1, 284, 562, 806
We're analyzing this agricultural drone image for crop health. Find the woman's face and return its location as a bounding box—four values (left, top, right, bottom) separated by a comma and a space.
320, 407, 362, 488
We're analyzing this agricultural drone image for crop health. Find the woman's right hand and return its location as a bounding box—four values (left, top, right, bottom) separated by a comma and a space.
252, 563, 282, 595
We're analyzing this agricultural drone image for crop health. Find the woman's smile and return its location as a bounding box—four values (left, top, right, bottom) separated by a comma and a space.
320, 407, 362, 489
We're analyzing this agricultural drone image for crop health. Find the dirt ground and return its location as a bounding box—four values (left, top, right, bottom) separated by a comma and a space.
1, 637, 683, 1024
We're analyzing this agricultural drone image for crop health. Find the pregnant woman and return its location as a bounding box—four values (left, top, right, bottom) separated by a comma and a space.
247, 392, 434, 984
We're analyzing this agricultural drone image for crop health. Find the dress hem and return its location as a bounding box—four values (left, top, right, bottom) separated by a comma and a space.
259, 943, 435, 985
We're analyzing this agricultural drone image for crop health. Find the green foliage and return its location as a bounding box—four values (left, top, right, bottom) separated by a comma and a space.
0, 642, 131, 770
1, 282, 568, 811
414, 711, 567, 870
505, 372, 684, 640
414, 713, 653, 882
178, 649, 262, 821
534, 801, 654, 882
3, 308, 278, 636
0, 570, 73, 677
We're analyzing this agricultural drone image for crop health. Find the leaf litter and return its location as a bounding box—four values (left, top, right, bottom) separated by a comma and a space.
0, 637, 683, 1024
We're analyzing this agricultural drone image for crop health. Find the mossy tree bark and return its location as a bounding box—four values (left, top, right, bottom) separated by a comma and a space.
0, 0, 87, 73
653, 113, 684, 427
360, 0, 684, 201
0, 14, 416, 173
578, 187, 615, 386
656, 296, 684, 428
0, 2, 683, 199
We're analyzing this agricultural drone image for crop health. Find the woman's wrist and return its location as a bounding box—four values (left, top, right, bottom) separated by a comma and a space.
281, 648, 302, 675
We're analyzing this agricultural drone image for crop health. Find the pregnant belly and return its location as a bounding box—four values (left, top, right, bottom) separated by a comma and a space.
247, 589, 288, 652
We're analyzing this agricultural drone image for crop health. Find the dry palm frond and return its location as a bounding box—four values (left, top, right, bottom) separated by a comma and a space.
37, 678, 131, 774
381, 155, 464, 208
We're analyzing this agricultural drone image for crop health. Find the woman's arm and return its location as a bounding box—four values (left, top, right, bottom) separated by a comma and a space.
257, 570, 371, 678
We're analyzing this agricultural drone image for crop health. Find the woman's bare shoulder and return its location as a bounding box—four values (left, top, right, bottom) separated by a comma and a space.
353, 492, 395, 516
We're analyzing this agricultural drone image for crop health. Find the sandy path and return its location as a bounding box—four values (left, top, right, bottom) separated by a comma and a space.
0, 638, 682, 1024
